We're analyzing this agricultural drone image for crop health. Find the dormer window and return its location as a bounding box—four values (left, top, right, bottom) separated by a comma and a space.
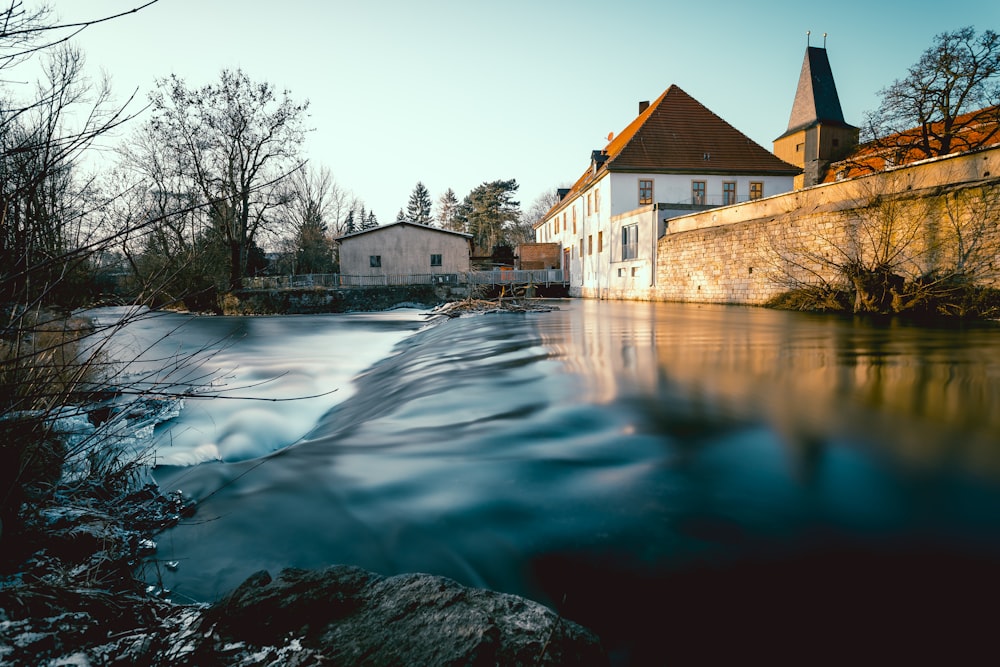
591, 149, 608, 175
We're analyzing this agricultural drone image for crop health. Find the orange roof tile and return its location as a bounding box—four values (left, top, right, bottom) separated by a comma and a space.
823, 105, 1000, 183
540, 85, 798, 223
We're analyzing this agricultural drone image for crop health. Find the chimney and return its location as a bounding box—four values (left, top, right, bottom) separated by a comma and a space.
638, 100, 650, 114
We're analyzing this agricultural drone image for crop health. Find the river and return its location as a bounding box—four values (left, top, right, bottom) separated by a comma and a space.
95, 300, 1000, 664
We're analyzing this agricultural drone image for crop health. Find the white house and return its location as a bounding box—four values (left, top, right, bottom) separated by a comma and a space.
336, 222, 473, 285
535, 85, 800, 299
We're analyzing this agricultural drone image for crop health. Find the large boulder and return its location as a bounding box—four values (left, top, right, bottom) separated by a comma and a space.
205, 565, 607, 666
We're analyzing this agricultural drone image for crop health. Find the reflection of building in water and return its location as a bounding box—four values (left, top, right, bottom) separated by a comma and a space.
541, 300, 1000, 476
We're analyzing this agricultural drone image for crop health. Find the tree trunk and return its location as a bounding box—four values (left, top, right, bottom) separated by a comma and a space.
229, 241, 243, 291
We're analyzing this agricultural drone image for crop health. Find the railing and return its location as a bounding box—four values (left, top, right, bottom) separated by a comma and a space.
244, 269, 567, 290
339, 274, 458, 287
466, 269, 565, 285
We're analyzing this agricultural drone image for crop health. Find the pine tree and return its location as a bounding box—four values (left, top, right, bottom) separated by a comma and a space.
395, 208, 407, 223
405, 181, 433, 226
365, 211, 379, 229
344, 209, 356, 234
462, 179, 521, 254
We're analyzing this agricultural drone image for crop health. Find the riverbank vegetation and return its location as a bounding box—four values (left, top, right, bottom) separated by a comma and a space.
766, 172, 1000, 318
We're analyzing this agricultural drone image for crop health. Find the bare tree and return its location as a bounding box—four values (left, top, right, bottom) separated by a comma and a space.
0, 0, 171, 540
518, 187, 564, 243
1, 44, 138, 306
143, 69, 309, 290
436, 188, 461, 231
278, 165, 336, 274
862, 27, 1000, 165
765, 170, 1000, 316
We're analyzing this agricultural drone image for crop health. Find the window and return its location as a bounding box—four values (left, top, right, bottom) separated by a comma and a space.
622, 224, 638, 260
562, 212, 567, 232
587, 193, 592, 215
369, 255, 381, 268
572, 207, 577, 233
639, 179, 653, 205
796, 143, 803, 152
554, 217, 559, 234
598, 231, 603, 252
588, 234, 593, 255
594, 188, 600, 210
749, 182, 763, 200
723, 181, 736, 205
580, 238, 584, 257
692, 181, 706, 205
430, 254, 442, 267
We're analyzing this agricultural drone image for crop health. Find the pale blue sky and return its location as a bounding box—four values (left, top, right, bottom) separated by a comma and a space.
51, 0, 1000, 222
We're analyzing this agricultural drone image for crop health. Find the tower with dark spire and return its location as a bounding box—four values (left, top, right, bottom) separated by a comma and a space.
774, 37, 858, 188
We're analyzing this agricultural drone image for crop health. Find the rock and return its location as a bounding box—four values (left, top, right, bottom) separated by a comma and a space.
208, 565, 607, 666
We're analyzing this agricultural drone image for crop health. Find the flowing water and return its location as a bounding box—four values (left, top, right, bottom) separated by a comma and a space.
99, 301, 1000, 664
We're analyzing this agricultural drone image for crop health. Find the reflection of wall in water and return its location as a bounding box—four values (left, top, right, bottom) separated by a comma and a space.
544, 301, 1000, 476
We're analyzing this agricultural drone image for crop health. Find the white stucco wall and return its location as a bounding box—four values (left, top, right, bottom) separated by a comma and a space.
609, 172, 795, 211
535, 169, 795, 298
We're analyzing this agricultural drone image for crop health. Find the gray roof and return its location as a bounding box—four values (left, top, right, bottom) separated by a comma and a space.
777, 46, 855, 139
335, 221, 472, 242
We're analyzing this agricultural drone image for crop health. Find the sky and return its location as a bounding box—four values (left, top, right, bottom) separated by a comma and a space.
42, 0, 1000, 224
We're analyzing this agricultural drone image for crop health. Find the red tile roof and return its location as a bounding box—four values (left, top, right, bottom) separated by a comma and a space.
823, 105, 1000, 182
541, 85, 799, 222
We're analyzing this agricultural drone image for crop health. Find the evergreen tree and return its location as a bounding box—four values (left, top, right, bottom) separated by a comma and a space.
437, 188, 463, 232
294, 217, 334, 274
405, 181, 433, 225
461, 179, 521, 254
358, 205, 367, 229
364, 211, 379, 229
396, 208, 407, 223
344, 209, 356, 234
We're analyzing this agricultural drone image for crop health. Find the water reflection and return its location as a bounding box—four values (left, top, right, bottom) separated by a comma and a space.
147, 301, 1000, 665
550, 300, 1000, 479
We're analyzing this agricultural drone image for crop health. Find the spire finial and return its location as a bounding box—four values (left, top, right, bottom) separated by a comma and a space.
806, 30, 811, 46
823, 32, 828, 48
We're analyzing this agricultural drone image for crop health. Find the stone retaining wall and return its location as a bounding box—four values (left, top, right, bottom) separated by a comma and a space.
654, 146, 1000, 305
222, 284, 469, 315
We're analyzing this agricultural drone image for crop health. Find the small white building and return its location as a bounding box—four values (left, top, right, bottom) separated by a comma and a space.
535, 85, 800, 299
336, 222, 472, 284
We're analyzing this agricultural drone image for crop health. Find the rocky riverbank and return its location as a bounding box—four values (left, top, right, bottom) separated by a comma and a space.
0, 479, 606, 666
